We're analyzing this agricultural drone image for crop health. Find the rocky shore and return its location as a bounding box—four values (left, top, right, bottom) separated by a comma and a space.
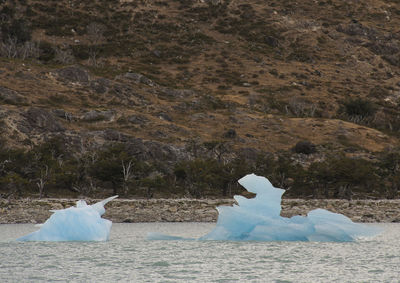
1, 198, 400, 224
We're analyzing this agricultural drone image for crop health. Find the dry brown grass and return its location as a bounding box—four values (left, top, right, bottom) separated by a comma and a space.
1, 0, 400, 155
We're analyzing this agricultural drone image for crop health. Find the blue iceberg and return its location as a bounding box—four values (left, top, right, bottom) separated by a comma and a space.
149, 174, 382, 242
17, 196, 118, 242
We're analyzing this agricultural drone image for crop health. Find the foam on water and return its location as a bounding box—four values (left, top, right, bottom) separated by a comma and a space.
16, 196, 118, 241
149, 174, 382, 242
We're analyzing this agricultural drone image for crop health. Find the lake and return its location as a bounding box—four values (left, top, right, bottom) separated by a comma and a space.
0, 223, 399, 282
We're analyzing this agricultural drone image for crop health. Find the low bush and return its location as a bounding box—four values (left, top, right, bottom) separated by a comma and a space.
342, 98, 376, 118
293, 141, 317, 155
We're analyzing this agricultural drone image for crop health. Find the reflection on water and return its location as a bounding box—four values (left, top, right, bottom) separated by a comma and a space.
0, 223, 399, 282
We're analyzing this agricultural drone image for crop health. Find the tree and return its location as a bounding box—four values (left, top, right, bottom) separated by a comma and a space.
54, 45, 74, 64
0, 147, 34, 198
221, 156, 251, 196
89, 144, 145, 196
203, 140, 231, 164
29, 137, 71, 198
308, 161, 333, 198
36, 165, 49, 198
313, 155, 378, 199
380, 150, 400, 198
122, 159, 134, 194
174, 158, 220, 197
1, 19, 32, 43
89, 147, 125, 195
0, 36, 18, 58
0, 172, 28, 198
86, 22, 105, 66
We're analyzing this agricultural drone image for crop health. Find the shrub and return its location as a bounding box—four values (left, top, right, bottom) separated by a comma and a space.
293, 141, 317, 155
38, 41, 55, 62
72, 45, 90, 60
1, 19, 31, 43
342, 98, 376, 118
54, 46, 74, 64
308, 155, 379, 199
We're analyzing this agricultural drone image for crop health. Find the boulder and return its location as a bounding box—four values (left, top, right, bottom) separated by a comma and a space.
81, 110, 115, 122
127, 114, 149, 125
223, 129, 237, 138
124, 72, 155, 86
22, 107, 65, 133
52, 109, 74, 121
156, 87, 196, 99
0, 86, 27, 105
264, 36, 279, 47
90, 78, 111, 94
54, 66, 89, 83
336, 23, 377, 39
103, 129, 130, 142
157, 112, 172, 122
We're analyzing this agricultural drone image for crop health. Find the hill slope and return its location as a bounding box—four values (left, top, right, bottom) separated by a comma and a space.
1, 0, 400, 199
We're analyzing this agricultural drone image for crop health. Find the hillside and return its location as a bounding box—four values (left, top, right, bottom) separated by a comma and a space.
1, 0, 400, 199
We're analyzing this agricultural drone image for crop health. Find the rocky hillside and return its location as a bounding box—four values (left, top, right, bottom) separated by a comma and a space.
1, 0, 400, 199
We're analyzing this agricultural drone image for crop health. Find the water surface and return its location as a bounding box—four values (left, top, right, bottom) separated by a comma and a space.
0, 223, 398, 282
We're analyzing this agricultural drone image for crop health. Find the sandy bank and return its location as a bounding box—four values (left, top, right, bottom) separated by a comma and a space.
1, 198, 400, 224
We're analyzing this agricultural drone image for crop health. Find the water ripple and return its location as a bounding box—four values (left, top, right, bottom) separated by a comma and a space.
0, 223, 399, 282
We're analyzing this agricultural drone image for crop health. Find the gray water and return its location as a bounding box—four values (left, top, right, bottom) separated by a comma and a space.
0, 223, 399, 282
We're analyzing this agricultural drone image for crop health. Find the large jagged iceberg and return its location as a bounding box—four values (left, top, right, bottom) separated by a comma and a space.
17, 196, 118, 242
149, 174, 382, 242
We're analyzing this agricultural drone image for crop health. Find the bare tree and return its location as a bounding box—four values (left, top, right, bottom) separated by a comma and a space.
205, 141, 231, 164
0, 159, 10, 176
70, 140, 98, 196
1, 37, 40, 59
37, 165, 49, 199
185, 137, 202, 159
287, 97, 316, 117
122, 159, 134, 194
87, 22, 105, 44
18, 41, 40, 60
72, 179, 96, 195
0, 36, 18, 58
87, 22, 105, 66
275, 171, 292, 191
54, 45, 74, 64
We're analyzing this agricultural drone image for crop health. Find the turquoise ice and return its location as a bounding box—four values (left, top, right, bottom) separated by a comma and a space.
149, 174, 382, 242
17, 196, 118, 242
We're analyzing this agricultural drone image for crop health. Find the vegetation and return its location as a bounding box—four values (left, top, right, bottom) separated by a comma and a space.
292, 141, 316, 155
1, 138, 399, 199
341, 98, 376, 119
1, 0, 400, 200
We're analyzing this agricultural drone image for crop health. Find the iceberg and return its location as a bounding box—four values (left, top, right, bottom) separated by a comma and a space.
17, 196, 118, 242
149, 174, 382, 242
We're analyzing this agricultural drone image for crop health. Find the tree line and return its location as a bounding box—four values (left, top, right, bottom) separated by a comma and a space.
0, 138, 399, 199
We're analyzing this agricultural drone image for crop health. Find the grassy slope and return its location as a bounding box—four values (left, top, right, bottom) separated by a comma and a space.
2, 0, 399, 153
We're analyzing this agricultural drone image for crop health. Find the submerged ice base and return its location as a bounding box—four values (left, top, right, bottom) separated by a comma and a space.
149, 174, 382, 242
17, 196, 118, 242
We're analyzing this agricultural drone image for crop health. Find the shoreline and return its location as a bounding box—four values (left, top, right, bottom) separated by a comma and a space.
1, 198, 400, 224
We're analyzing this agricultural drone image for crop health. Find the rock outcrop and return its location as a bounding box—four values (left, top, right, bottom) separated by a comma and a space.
53, 66, 90, 83
0, 86, 27, 105
22, 107, 65, 133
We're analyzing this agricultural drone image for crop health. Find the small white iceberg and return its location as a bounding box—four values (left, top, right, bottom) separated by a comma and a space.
17, 196, 118, 242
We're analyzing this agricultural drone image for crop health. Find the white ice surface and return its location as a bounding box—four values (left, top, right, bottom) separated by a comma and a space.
17, 196, 117, 242
149, 174, 382, 242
